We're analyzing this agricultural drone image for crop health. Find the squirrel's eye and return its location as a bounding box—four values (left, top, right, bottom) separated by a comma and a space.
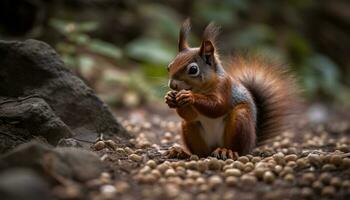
186, 63, 200, 77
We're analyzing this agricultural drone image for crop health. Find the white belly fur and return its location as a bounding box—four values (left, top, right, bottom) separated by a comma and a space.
196, 114, 225, 148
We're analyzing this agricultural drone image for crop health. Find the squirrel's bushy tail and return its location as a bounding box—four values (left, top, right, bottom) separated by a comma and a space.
228, 55, 299, 145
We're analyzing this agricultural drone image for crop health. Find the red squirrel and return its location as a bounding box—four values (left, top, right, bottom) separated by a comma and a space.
164, 19, 298, 159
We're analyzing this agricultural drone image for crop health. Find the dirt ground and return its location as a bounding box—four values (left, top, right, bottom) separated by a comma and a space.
52, 104, 350, 200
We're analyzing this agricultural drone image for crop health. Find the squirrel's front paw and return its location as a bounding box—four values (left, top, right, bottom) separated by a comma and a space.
176, 90, 194, 107
164, 146, 191, 159
164, 91, 178, 108
211, 148, 238, 160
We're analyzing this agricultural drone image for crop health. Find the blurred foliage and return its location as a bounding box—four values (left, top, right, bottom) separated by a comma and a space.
2, 0, 349, 107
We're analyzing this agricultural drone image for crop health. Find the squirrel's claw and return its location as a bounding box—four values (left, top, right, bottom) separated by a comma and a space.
164, 146, 191, 159
211, 148, 238, 160
176, 90, 194, 107
165, 91, 178, 108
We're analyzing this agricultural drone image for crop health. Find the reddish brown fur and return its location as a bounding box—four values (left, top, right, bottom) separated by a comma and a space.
223, 104, 256, 155
190, 76, 231, 118
166, 20, 299, 157
181, 120, 211, 157
227, 55, 299, 145
168, 49, 199, 76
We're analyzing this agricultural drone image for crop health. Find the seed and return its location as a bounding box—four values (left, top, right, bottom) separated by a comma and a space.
146, 160, 157, 169
336, 144, 350, 152
284, 174, 295, 183
263, 171, 275, 184
321, 154, 331, 163
288, 147, 298, 155
251, 157, 261, 163
226, 176, 238, 186
168, 177, 182, 185
196, 177, 206, 185
190, 154, 199, 161
105, 140, 117, 150
254, 167, 266, 179
238, 156, 249, 164
312, 181, 323, 191
330, 154, 342, 165
342, 158, 350, 168
308, 154, 321, 166
139, 174, 157, 184
273, 152, 285, 163
186, 170, 201, 179
241, 174, 257, 186
296, 158, 308, 168
100, 184, 116, 198
322, 164, 336, 171
208, 175, 223, 188
93, 141, 106, 151
114, 181, 130, 193
116, 148, 125, 154
151, 170, 161, 179
267, 160, 277, 168
176, 161, 186, 168
189, 161, 200, 170
165, 168, 176, 177
165, 184, 180, 197
124, 147, 134, 154
233, 161, 244, 170
321, 186, 335, 197
342, 180, 350, 189
300, 187, 313, 198
198, 185, 209, 193
139, 166, 151, 174
225, 159, 234, 165
330, 177, 342, 187
208, 158, 221, 170
223, 164, 233, 171
164, 132, 172, 140
280, 166, 293, 177
319, 172, 332, 184
255, 162, 267, 169
244, 162, 254, 172
286, 161, 297, 168
128, 154, 143, 162
224, 169, 242, 177
219, 160, 225, 167
285, 154, 298, 162
157, 163, 170, 173
301, 173, 316, 186
175, 167, 186, 178
197, 160, 208, 172
274, 165, 283, 174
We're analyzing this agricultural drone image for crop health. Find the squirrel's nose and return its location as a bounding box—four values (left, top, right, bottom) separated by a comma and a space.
168, 79, 178, 90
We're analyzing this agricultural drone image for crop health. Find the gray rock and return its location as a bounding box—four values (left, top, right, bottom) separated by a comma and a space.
0, 168, 52, 200
0, 141, 105, 182
57, 138, 83, 148
0, 97, 72, 149
0, 39, 129, 152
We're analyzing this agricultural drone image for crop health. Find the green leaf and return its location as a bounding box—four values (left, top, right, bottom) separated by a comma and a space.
87, 39, 122, 59
125, 37, 175, 65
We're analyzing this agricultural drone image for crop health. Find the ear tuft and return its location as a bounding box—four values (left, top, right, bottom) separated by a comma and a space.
202, 22, 220, 43
200, 22, 220, 57
178, 18, 191, 52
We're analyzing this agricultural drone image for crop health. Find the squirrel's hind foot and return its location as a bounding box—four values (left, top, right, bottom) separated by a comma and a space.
164, 146, 191, 159
211, 148, 238, 160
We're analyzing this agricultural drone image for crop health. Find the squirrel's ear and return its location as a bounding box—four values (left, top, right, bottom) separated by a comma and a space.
199, 22, 220, 65
178, 18, 191, 52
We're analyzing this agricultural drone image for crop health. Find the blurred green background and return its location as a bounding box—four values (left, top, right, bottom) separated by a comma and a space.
1, 0, 349, 109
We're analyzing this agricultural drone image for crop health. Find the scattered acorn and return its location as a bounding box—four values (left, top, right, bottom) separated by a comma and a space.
93, 141, 106, 151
